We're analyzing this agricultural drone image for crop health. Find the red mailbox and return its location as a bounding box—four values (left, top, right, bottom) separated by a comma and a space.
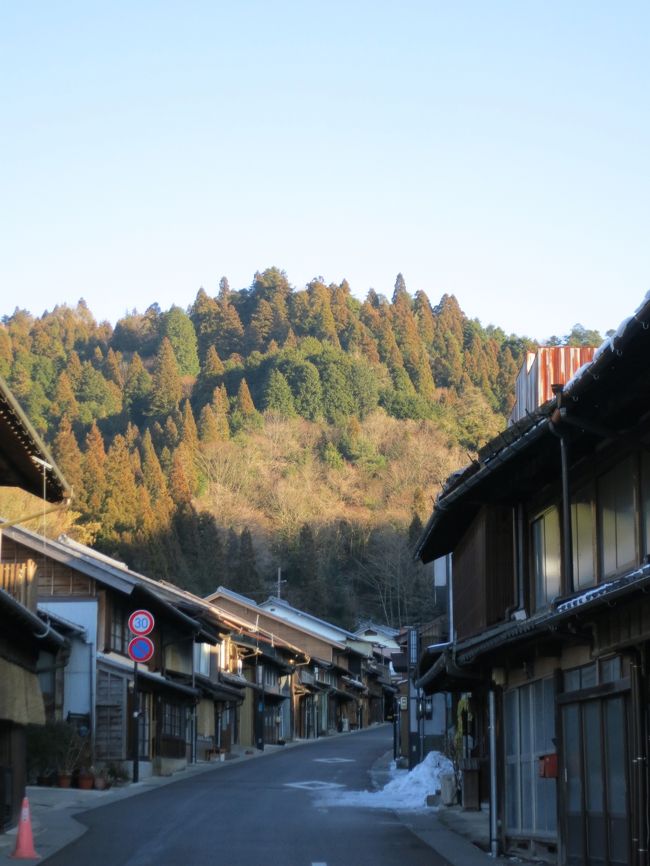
538, 753, 558, 778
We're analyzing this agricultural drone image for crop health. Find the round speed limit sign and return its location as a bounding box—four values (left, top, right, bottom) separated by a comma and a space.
128, 609, 155, 636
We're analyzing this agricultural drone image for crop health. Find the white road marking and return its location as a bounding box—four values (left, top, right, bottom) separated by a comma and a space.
313, 757, 355, 764
285, 781, 345, 791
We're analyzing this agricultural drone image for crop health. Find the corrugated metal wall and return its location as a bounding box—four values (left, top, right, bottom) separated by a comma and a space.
509, 347, 596, 424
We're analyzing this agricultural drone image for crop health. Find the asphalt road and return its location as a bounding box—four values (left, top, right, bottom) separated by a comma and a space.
44, 726, 448, 866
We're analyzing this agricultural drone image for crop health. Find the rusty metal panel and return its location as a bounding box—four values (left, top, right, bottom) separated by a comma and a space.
509, 347, 596, 424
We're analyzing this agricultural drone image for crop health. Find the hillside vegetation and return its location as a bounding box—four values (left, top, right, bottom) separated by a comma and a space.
0, 269, 600, 627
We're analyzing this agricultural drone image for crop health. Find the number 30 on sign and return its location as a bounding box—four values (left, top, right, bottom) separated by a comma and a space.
128, 609, 155, 636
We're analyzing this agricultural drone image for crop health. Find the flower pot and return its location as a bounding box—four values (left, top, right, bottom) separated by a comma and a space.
94, 776, 110, 791
77, 773, 94, 790
58, 773, 72, 788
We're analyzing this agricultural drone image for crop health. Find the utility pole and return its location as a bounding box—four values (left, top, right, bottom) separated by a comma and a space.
276, 567, 287, 599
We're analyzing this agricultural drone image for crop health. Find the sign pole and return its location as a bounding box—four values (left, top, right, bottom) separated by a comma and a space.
133, 660, 139, 784
127, 609, 155, 785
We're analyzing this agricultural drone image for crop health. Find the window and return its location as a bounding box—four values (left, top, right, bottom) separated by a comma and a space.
162, 702, 183, 738
96, 670, 125, 759
564, 657, 625, 692
598, 458, 636, 578
571, 486, 595, 590
110, 602, 129, 655
532, 507, 561, 609
504, 678, 557, 837
194, 642, 211, 678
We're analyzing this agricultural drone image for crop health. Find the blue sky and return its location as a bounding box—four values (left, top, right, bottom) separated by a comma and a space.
2, 1, 648, 341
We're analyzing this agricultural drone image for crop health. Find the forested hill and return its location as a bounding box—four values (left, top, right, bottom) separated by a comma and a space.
0, 269, 602, 628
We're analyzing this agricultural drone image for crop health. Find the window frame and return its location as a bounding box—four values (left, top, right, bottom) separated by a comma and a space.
531, 506, 562, 611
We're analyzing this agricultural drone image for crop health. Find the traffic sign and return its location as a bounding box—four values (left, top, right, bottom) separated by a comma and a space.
128, 609, 155, 636
128, 635, 155, 664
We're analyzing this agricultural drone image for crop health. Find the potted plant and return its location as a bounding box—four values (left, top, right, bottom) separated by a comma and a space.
76, 766, 95, 790
93, 767, 110, 791
105, 761, 129, 786
58, 727, 91, 787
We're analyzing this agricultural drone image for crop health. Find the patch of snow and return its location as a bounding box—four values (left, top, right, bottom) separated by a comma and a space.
318, 750, 454, 812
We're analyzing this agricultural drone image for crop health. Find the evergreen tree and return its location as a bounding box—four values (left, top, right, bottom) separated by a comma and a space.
149, 337, 182, 416
236, 378, 256, 415
190, 288, 220, 362
174, 440, 199, 497
392, 272, 409, 306
214, 298, 244, 358
211, 385, 231, 439
180, 399, 199, 455
140, 429, 173, 526
77, 361, 122, 424
52, 416, 84, 498
162, 306, 200, 377
246, 298, 275, 352
104, 348, 124, 387
218, 276, 231, 301
81, 422, 107, 515
52, 371, 80, 421
279, 356, 323, 420
231, 378, 262, 433
66, 351, 84, 389
123, 353, 152, 419
169, 447, 193, 506
251, 267, 291, 342
413, 290, 435, 347
163, 415, 180, 450
293, 523, 325, 614
0, 327, 12, 379
235, 527, 266, 599
262, 369, 296, 417
102, 434, 140, 540
195, 512, 224, 593
203, 345, 225, 377
302, 279, 340, 346
198, 404, 222, 445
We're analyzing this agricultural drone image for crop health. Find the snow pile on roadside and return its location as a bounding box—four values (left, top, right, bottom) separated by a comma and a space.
321, 750, 454, 812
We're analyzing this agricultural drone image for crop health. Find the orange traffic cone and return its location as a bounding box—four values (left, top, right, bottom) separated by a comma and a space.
11, 797, 40, 859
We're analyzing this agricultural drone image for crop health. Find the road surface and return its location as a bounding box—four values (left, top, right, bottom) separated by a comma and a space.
44, 726, 447, 866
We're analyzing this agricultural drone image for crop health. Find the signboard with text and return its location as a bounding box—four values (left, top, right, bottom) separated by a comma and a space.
128, 609, 155, 636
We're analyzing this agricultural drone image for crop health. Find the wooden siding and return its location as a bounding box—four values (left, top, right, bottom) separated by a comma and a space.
486, 506, 515, 626
0, 559, 37, 609
454, 505, 514, 640
0, 539, 95, 599
454, 510, 487, 640
213, 596, 335, 661
594, 595, 650, 651
95, 668, 126, 760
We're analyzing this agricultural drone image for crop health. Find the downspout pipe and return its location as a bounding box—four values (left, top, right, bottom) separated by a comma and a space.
488, 688, 499, 858
632, 647, 647, 866
549, 391, 574, 596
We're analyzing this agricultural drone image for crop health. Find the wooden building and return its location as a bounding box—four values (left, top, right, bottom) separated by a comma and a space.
0, 375, 71, 829
416, 298, 650, 865
2, 526, 245, 778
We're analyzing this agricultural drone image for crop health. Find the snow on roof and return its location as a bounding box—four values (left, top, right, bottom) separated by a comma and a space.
260, 596, 358, 641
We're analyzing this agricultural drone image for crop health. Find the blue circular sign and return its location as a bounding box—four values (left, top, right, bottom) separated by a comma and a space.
128, 635, 155, 663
